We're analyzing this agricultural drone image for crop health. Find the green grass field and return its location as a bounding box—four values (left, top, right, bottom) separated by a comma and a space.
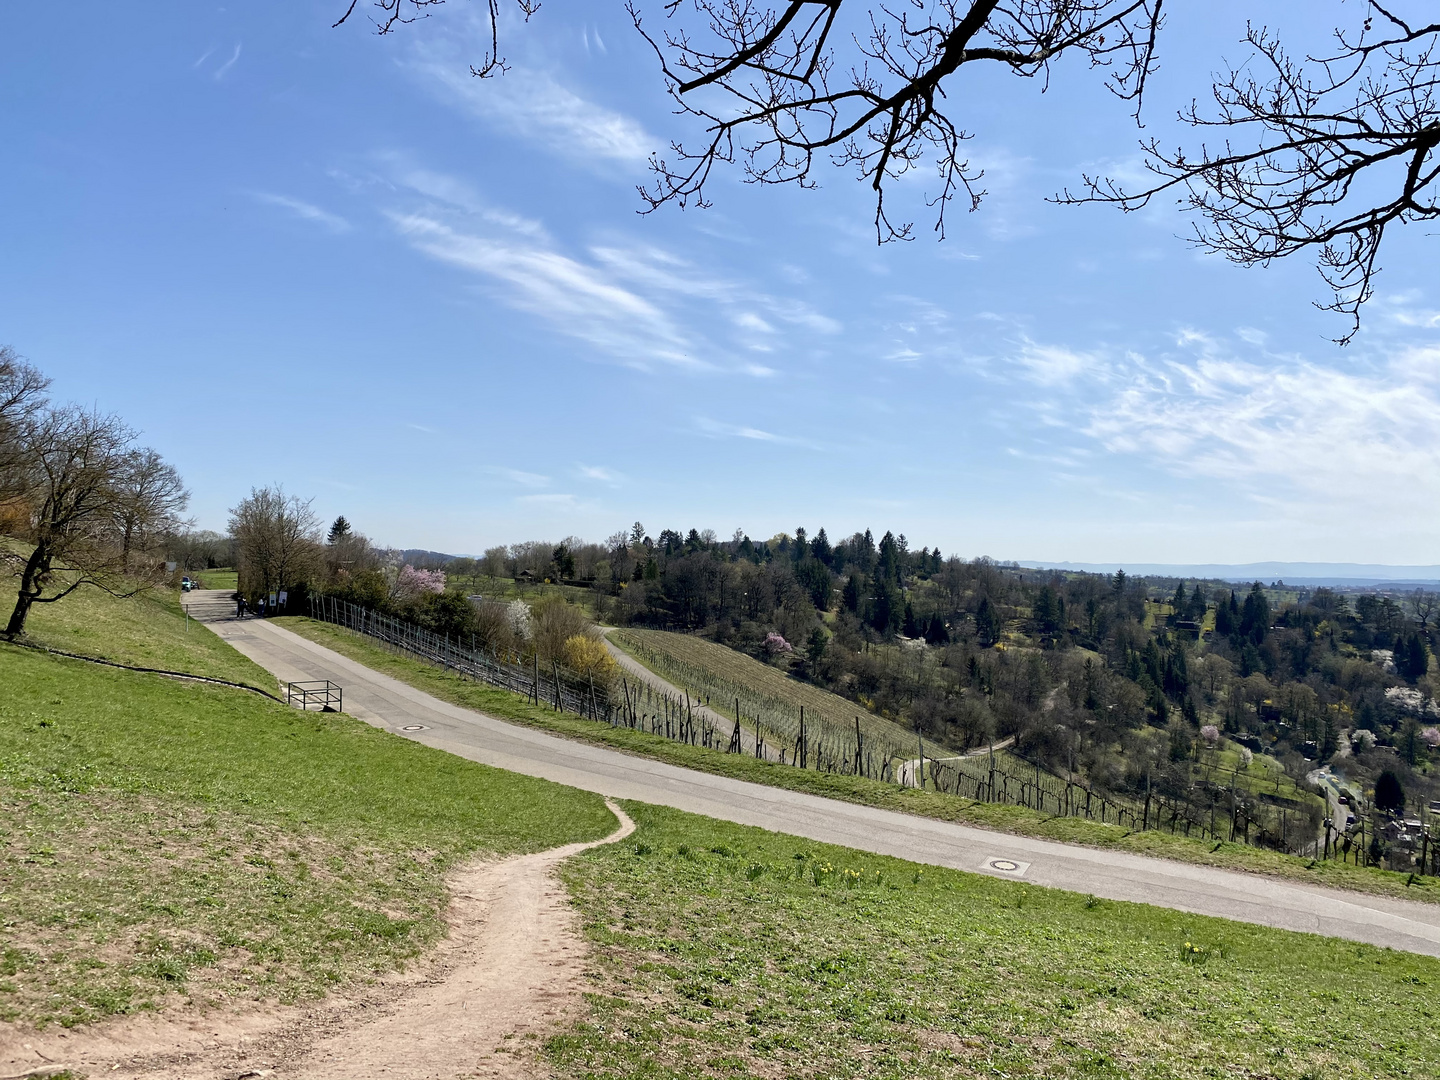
274, 616, 1440, 905
553, 803, 1440, 1080
9, 575, 268, 689
194, 567, 238, 591
0, 592, 613, 1027
610, 627, 932, 758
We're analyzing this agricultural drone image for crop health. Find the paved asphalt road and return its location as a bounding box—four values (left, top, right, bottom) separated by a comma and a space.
184, 591, 1440, 957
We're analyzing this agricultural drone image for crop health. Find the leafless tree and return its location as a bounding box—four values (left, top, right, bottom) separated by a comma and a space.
0, 345, 51, 506
229, 486, 323, 602
342, 2, 1440, 338
4, 407, 166, 637
1408, 588, 1438, 632
1062, 3, 1440, 343
113, 447, 190, 568
168, 529, 234, 572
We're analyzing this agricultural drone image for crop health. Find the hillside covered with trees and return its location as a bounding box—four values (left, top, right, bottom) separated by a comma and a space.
186, 499, 1440, 866
507, 524, 1440, 861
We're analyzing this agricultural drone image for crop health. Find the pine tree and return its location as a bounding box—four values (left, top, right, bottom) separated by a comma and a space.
1400, 631, 1430, 682
1375, 769, 1405, 815
975, 597, 1000, 646
327, 515, 352, 544
924, 612, 950, 645
1320, 712, 1339, 760
1239, 583, 1270, 644
810, 527, 832, 566
878, 531, 901, 584
1215, 590, 1239, 636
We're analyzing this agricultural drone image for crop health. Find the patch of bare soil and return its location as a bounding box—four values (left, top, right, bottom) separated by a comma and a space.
0, 801, 634, 1080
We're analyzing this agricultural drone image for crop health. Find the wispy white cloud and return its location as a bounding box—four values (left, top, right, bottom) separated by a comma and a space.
694, 417, 821, 448
485, 467, 551, 488
386, 162, 551, 240
252, 192, 351, 233
214, 43, 242, 81
383, 182, 838, 375
392, 212, 702, 370
1014, 339, 1100, 385
1382, 290, 1440, 329
409, 26, 652, 165
1084, 340, 1440, 509
590, 243, 841, 335
578, 464, 625, 485
518, 492, 578, 506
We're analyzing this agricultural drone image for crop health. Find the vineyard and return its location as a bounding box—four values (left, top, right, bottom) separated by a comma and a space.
609, 628, 936, 764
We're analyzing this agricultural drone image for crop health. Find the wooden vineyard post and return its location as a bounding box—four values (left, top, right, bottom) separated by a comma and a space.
533, 653, 540, 705
799, 707, 807, 769
855, 717, 863, 777
917, 735, 925, 790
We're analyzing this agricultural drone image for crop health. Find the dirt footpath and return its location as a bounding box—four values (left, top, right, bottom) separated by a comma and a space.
0, 802, 634, 1080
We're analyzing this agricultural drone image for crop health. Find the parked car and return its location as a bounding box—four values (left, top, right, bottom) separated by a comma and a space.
1346, 815, 1356, 827
181, 577, 194, 592
1337, 795, 1349, 805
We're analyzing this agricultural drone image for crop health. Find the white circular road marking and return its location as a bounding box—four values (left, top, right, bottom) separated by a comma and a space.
401, 724, 429, 732
983, 857, 1031, 876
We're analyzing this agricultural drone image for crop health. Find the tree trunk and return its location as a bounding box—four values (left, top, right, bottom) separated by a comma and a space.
5, 544, 49, 637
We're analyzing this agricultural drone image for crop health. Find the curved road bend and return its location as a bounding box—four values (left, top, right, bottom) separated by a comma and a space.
184, 591, 1440, 957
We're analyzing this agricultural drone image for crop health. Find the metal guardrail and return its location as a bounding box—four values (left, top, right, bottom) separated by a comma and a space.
287, 680, 342, 712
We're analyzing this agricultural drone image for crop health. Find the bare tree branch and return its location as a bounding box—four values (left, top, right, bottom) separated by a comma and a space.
630, 0, 1163, 241
1060, 2, 1440, 343
335, 0, 540, 77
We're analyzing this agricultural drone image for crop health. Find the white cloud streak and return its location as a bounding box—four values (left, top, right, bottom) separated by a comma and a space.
382, 171, 840, 375
392, 212, 702, 370
1085, 341, 1440, 509
214, 43, 242, 81
252, 192, 351, 233
409, 26, 652, 165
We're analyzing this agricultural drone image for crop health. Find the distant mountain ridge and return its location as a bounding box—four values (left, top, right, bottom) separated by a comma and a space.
399, 548, 458, 568
1024, 561, 1440, 586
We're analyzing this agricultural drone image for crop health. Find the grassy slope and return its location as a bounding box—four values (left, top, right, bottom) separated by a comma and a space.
552, 803, 1440, 1080
0, 594, 613, 1027
610, 626, 931, 754
17, 580, 270, 689
275, 616, 1440, 905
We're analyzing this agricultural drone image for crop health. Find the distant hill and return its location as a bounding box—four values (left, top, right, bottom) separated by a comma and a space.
399, 549, 458, 569
1023, 561, 1440, 587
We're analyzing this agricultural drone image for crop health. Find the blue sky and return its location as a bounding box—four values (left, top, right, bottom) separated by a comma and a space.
4, 2, 1438, 563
